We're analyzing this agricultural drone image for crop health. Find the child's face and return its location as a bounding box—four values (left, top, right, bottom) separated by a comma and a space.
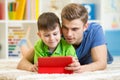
38, 26, 61, 50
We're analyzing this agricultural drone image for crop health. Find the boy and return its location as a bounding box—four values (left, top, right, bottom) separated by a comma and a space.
34, 12, 77, 63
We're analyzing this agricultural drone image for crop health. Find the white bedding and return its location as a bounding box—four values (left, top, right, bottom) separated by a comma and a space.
0, 57, 120, 80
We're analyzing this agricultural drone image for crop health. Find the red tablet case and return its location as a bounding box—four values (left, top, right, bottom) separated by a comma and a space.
38, 56, 73, 74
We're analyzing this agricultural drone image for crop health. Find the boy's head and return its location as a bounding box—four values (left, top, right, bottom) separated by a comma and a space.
37, 12, 61, 50
37, 12, 60, 31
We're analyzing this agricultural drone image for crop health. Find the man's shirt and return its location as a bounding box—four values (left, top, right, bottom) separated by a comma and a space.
76, 22, 113, 65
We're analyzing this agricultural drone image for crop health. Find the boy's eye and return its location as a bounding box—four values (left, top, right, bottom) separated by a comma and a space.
44, 34, 50, 37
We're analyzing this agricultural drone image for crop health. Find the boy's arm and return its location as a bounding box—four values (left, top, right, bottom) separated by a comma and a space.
17, 48, 36, 71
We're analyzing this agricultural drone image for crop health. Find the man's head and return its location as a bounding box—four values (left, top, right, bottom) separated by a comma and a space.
61, 3, 88, 46
61, 3, 88, 24
37, 12, 61, 49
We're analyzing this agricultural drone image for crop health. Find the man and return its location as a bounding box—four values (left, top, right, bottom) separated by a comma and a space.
60, 3, 113, 73
17, 3, 113, 73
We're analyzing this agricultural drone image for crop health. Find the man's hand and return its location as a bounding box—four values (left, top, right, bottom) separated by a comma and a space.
65, 57, 83, 73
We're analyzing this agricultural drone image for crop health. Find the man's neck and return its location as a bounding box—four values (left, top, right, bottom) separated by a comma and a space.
73, 43, 81, 49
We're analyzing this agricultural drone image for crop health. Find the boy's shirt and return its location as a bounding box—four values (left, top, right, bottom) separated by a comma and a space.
34, 38, 77, 63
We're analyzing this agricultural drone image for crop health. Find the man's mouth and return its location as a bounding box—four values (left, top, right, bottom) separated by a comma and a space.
66, 38, 73, 42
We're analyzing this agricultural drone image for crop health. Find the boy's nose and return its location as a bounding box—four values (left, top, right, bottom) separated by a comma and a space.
49, 35, 54, 40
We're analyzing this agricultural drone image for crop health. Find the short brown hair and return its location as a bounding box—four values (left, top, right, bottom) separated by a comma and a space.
37, 12, 60, 31
61, 3, 88, 24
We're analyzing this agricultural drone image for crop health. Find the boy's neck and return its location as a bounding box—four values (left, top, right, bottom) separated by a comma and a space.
49, 48, 55, 53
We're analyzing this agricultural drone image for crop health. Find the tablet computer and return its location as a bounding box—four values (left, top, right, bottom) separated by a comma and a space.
38, 56, 73, 74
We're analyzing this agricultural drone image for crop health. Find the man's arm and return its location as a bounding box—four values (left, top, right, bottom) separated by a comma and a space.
65, 44, 107, 73
17, 48, 37, 72
80, 44, 107, 72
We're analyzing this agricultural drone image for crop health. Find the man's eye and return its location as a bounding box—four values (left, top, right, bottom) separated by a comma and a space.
62, 26, 67, 30
72, 28, 78, 31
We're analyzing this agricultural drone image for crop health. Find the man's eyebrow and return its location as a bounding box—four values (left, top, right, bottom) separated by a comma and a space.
62, 24, 66, 27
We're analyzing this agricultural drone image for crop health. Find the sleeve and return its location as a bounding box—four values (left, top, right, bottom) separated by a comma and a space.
34, 40, 43, 63
65, 45, 77, 58
91, 24, 106, 48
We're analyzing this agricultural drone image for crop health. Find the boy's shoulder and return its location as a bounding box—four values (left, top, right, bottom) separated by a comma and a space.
60, 38, 72, 47
34, 39, 44, 48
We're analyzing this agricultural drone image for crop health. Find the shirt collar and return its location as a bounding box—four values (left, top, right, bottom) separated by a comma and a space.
43, 41, 62, 55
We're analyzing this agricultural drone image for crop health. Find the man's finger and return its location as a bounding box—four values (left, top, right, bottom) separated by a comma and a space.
69, 61, 80, 67
72, 57, 79, 62
65, 65, 80, 71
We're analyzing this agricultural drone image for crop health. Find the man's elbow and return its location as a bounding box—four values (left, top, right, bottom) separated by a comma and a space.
99, 61, 107, 70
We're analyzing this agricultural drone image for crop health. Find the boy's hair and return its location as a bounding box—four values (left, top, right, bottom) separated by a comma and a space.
61, 3, 88, 24
37, 12, 60, 31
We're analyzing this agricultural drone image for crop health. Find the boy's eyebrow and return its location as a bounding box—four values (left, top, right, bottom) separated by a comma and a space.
42, 29, 59, 34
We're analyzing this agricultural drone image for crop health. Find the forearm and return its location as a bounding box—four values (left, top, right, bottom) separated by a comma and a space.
17, 58, 34, 71
83, 45, 107, 72
81, 61, 107, 72
24, 47, 34, 63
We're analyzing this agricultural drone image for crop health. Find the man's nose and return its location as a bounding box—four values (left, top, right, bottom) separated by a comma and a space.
67, 30, 72, 36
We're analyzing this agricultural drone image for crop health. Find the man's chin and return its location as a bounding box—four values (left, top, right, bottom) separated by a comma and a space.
66, 40, 74, 44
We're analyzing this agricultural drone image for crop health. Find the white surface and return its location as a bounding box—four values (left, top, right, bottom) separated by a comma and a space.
0, 57, 120, 80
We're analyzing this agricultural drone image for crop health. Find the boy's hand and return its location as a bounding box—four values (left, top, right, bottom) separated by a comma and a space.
30, 63, 38, 72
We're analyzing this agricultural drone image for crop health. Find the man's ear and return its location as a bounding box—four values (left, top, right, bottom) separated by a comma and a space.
83, 23, 88, 31
37, 32, 41, 38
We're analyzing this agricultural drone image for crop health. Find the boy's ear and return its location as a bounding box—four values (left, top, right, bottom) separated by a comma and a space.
37, 32, 41, 38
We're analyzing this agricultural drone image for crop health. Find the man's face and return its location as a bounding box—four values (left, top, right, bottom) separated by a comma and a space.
62, 18, 87, 45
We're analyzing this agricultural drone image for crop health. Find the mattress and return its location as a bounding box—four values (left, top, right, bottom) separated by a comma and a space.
0, 57, 120, 80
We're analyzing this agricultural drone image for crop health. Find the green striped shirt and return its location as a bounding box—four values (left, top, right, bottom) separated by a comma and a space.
34, 38, 77, 63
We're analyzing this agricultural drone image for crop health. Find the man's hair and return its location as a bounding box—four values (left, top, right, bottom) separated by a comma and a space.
61, 3, 88, 24
37, 12, 60, 31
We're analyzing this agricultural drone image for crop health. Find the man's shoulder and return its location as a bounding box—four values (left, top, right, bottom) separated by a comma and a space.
88, 22, 102, 30
85, 22, 103, 34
